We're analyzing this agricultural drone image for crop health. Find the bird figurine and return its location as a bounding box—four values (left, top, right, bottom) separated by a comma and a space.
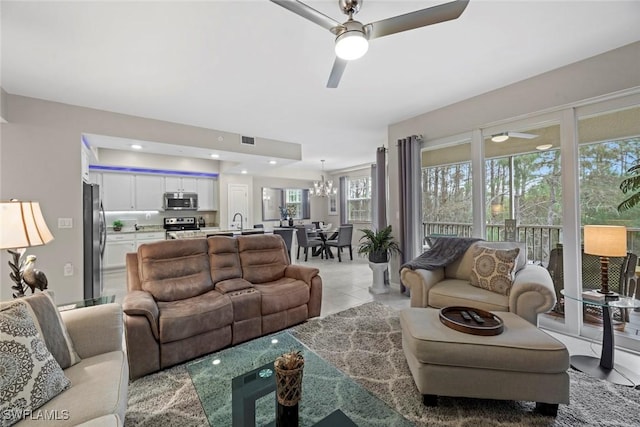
21, 255, 49, 294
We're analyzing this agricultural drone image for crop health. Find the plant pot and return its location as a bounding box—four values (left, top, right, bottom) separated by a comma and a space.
368, 251, 389, 264
113, 227, 122, 232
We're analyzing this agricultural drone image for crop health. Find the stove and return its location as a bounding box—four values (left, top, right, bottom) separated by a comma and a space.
163, 217, 200, 231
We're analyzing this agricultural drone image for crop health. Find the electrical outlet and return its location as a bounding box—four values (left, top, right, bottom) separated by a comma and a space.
64, 263, 74, 276
58, 218, 73, 228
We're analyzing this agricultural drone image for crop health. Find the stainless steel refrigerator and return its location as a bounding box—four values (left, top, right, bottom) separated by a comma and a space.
83, 182, 106, 299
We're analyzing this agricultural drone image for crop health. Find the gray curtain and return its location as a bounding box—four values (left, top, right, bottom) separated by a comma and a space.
372, 146, 387, 230
398, 135, 422, 294
372, 146, 389, 284
339, 176, 348, 225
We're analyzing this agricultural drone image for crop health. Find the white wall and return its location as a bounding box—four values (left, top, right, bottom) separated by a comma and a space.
387, 41, 640, 284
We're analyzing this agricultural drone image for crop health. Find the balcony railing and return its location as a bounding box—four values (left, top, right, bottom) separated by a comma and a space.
423, 222, 640, 266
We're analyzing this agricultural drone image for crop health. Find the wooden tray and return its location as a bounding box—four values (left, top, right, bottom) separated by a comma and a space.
439, 306, 504, 336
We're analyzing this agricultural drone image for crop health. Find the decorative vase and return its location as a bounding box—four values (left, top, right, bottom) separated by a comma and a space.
288, 218, 294, 227
274, 351, 304, 427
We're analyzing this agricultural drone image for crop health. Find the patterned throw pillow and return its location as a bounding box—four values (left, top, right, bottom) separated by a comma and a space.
469, 246, 520, 295
0, 301, 72, 427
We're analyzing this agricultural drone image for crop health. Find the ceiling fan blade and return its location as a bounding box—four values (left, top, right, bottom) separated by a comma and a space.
509, 132, 539, 139
270, 0, 341, 31
327, 57, 348, 88
365, 0, 469, 40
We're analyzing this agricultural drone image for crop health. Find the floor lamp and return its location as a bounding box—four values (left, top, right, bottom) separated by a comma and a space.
0, 200, 54, 298
583, 225, 627, 295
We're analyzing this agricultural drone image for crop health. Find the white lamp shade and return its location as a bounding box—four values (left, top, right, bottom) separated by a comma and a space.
335, 31, 368, 60
0, 201, 54, 249
583, 225, 627, 257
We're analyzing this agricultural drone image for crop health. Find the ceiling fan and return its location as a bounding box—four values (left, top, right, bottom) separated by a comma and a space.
270, 0, 470, 88
490, 132, 539, 143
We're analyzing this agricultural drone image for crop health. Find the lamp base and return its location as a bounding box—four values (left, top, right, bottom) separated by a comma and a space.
597, 289, 615, 295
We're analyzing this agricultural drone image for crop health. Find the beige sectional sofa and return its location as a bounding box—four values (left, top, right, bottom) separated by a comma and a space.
400, 241, 556, 325
123, 234, 323, 379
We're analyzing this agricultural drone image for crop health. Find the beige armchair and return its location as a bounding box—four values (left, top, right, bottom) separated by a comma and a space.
400, 241, 556, 326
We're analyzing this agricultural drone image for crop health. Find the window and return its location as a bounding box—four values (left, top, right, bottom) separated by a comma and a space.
284, 189, 303, 219
421, 141, 473, 237
347, 177, 371, 222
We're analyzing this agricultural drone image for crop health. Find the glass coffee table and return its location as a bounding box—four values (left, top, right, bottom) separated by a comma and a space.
186, 332, 412, 427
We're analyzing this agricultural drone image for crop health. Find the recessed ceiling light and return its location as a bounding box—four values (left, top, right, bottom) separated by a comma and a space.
130, 144, 143, 150
536, 144, 553, 151
210, 153, 220, 158
269, 160, 277, 165
241, 170, 247, 174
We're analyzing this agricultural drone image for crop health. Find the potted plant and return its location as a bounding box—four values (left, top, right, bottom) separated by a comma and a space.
112, 220, 124, 232
357, 225, 401, 263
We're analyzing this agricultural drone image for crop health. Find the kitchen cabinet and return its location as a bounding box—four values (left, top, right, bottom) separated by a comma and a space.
102, 173, 134, 210
165, 177, 197, 193
197, 178, 218, 211
135, 175, 165, 210
104, 234, 136, 269
135, 231, 166, 250
105, 232, 166, 268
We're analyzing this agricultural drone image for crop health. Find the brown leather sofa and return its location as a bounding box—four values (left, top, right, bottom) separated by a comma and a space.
123, 234, 322, 379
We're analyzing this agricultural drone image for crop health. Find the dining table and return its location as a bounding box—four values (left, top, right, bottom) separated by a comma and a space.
309, 228, 338, 259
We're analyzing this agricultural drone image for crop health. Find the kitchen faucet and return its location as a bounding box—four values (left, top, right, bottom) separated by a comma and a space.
232, 212, 244, 230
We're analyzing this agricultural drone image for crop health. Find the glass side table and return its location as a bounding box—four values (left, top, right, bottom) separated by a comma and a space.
57, 295, 116, 312
561, 289, 640, 386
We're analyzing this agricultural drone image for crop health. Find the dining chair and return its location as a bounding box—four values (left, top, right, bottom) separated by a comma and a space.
273, 228, 294, 261
325, 225, 353, 262
295, 225, 324, 261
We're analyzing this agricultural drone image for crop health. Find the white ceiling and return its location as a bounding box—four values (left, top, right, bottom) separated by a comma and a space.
2, 1, 640, 173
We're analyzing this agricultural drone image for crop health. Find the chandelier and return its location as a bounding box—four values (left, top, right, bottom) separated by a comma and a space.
310, 160, 337, 197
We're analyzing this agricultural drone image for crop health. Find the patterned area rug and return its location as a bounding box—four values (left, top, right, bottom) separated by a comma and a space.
126, 302, 640, 427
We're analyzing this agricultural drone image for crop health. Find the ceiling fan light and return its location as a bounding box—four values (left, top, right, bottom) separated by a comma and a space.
491, 133, 509, 143
335, 30, 368, 60
536, 144, 553, 151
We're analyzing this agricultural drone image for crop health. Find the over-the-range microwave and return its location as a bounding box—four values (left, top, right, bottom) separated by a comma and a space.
164, 192, 198, 210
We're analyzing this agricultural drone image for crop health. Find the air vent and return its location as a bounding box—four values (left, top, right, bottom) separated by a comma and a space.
241, 136, 255, 146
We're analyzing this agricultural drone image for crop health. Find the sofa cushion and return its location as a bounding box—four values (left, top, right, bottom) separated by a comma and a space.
138, 239, 213, 301
157, 290, 233, 343
208, 236, 243, 283
215, 277, 254, 294
16, 351, 129, 427
237, 235, 289, 284
0, 301, 71, 426
21, 291, 81, 369
470, 246, 520, 295
429, 279, 509, 312
253, 278, 310, 315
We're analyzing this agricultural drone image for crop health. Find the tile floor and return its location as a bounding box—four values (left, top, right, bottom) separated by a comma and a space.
104, 246, 640, 385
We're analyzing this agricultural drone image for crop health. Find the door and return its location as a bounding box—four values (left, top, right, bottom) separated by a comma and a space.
228, 184, 249, 230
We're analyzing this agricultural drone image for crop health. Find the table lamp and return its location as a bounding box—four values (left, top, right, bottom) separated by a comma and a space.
0, 200, 54, 298
583, 225, 627, 295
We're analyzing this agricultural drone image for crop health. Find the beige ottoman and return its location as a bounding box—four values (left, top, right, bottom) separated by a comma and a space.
400, 307, 570, 416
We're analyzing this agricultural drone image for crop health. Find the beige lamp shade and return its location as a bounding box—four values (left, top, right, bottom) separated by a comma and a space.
0, 200, 54, 249
583, 225, 627, 257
